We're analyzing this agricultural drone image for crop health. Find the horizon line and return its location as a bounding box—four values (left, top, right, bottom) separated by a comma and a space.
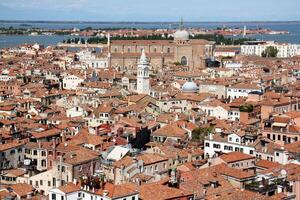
1, 19, 300, 24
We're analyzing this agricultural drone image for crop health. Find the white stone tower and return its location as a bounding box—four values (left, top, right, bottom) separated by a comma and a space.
243, 25, 247, 38
136, 49, 150, 94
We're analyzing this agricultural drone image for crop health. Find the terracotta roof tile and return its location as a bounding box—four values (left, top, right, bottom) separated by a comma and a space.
220, 152, 254, 163
153, 124, 187, 139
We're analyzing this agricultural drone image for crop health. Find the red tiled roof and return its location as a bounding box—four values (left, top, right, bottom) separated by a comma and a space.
220, 152, 254, 163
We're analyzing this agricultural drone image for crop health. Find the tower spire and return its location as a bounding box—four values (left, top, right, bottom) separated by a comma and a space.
139, 48, 148, 65
180, 17, 184, 30
107, 32, 111, 46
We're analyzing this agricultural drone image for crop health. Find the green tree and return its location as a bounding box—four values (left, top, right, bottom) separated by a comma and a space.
262, 46, 278, 57
87, 37, 107, 44
85, 27, 93, 31
173, 61, 182, 66
192, 127, 212, 143
190, 34, 256, 45
239, 104, 254, 112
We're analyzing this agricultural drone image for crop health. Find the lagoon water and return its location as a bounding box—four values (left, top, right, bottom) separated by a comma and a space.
1, 21, 300, 48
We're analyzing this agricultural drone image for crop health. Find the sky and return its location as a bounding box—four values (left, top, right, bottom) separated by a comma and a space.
0, 0, 299, 22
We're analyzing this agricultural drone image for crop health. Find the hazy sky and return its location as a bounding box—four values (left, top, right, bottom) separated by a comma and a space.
0, 0, 299, 21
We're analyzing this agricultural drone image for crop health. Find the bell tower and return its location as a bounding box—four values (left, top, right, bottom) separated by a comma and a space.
136, 49, 150, 94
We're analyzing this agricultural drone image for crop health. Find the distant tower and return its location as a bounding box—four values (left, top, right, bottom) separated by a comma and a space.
243, 25, 247, 38
180, 17, 184, 30
107, 32, 111, 46
136, 49, 150, 94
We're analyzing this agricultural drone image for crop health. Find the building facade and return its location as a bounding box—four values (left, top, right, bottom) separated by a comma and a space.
107, 29, 215, 71
241, 41, 300, 58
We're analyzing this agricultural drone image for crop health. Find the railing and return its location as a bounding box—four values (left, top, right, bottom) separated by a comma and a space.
245, 182, 277, 193
245, 180, 289, 194
263, 128, 299, 134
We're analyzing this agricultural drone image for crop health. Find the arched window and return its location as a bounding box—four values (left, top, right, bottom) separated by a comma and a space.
10, 150, 15, 155
181, 56, 188, 66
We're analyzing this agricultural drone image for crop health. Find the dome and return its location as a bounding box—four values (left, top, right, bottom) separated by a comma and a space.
174, 29, 190, 40
182, 80, 198, 93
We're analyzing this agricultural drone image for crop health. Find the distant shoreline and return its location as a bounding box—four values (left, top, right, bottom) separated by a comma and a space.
1, 21, 300, 48
1, 20, 300, 24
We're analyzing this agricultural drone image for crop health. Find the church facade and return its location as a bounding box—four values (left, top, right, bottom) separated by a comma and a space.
107, 29, 215, 72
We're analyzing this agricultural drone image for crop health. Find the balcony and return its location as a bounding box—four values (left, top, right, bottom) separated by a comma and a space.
245, 179, 289, 195
245, 181, 277, 193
